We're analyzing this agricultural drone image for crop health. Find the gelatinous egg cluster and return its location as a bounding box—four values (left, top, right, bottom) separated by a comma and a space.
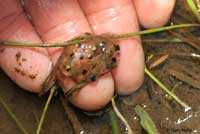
43, 33, 120, 97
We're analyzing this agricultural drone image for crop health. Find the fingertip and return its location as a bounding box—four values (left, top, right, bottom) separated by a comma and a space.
80, 0, 145, 95
0, 4, 52, 93
134, 0, 176, 28
69, 73, 114, 111
0, 47, 52, 92
113, 38, 144, 95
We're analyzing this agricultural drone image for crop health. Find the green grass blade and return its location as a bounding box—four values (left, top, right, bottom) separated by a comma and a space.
186, 0, 200, 22
0, 95, 28, 134
111, 97, 133, 134
144, 67, 191, 112
0, 24, 198, 47
36, 86, 56, 134
109, 110, 119, 134
114, 23, 199, 39
0, 38, 86, 47
135, 105, 159, 134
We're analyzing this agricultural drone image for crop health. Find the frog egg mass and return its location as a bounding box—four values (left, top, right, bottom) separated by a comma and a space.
43, 33, 120, 97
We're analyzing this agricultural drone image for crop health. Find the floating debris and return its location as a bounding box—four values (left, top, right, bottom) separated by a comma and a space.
149, 55, 169, 69
168, 69, 200, 89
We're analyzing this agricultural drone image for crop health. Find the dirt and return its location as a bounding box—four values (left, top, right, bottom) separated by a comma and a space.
0, 1, 200, 134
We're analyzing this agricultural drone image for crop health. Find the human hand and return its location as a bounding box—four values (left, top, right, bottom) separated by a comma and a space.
0, 0, 175, 110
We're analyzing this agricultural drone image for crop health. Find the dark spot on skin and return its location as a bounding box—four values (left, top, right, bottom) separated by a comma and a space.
82, 69, 88, 75
29, 66, 32, 69
16, 52, 23, 66
29, 74, 37, 79
90, 75, 96, 82
21, 70, 26, 76
114, 45, 120, 51
112, 57, 117, 63
85, 32, 90, 35
0, 48, 5, 53
14, 67, 26, 76
79, 55, 84, 60
14, 67, 20, 73
87, 54, 93, 59
65, 65, 71, 71
16, 52, 21, 61
22, 58, 27, 62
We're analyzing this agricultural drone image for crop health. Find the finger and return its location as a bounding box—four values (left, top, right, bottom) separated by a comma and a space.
133, 0, 176, 28
61, 74, 114, 110
0, 0, 52, 92
24, 0, 114, 110
79, 0, 144, 95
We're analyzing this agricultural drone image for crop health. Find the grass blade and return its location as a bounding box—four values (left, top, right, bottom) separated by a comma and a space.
114, 23, 199, 39
111, 97, 133, 134
144, 67, 191, 112
186, 0, 200, 22
36, 86, 56, 134
109, 110, 119, 134
0, 95, 28, 134
135, 105, 159, 134
0, 24, 198, 47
